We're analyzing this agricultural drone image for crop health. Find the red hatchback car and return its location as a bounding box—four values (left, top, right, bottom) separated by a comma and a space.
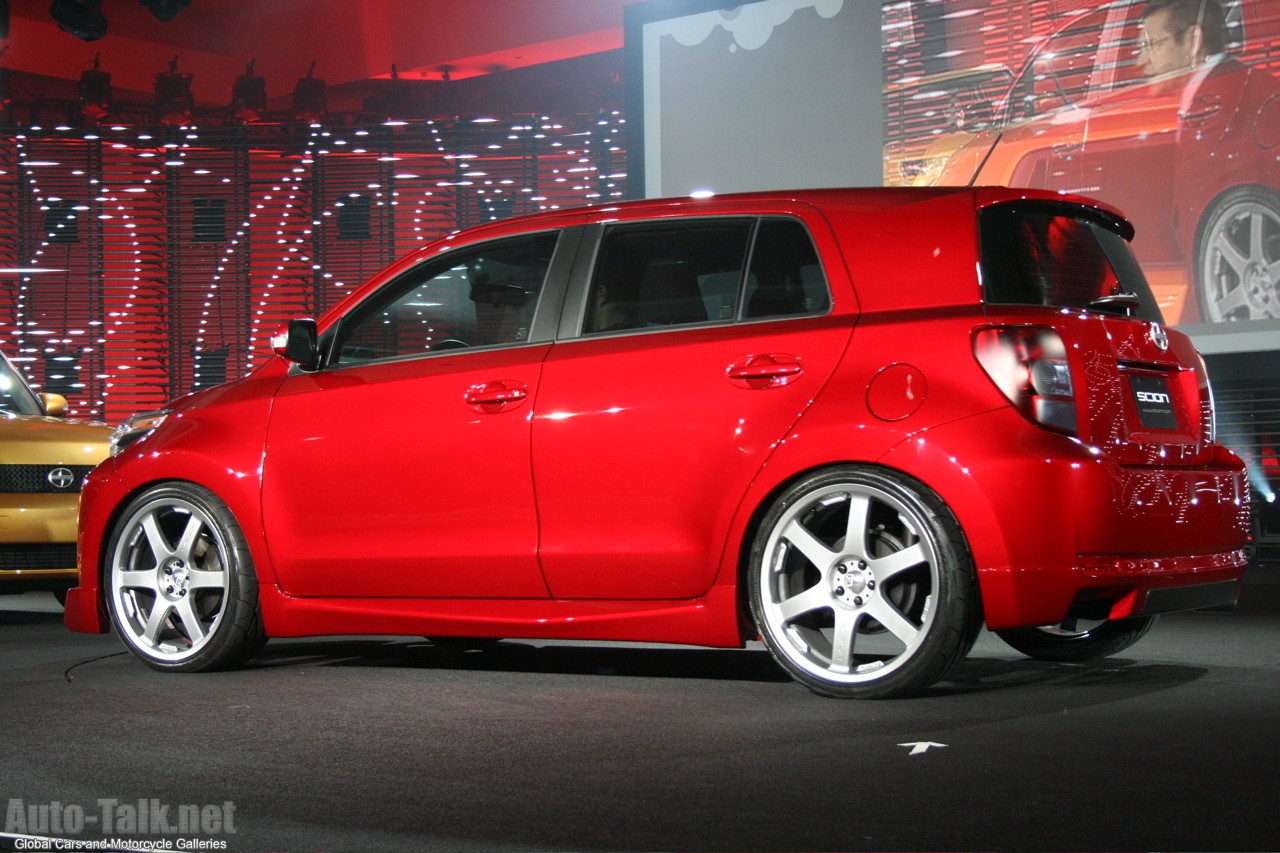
65, 187, 1251, 698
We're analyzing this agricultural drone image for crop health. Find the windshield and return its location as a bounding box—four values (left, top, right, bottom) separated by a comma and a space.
979, 202, 1163, 323
0, 354, 44, 416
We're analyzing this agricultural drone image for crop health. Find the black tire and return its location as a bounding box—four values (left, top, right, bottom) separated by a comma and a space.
427, 637, 502, 650
996, 616, 1157, 663
1195, 185, 1280, 322
748, 466, 982, 699
104, 482, 265, 672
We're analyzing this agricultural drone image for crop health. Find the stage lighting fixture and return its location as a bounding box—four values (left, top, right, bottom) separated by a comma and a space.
154, 55, 193, 125
78, 54, 112, 121
292, 61, 327, 120
51, 0, 107, 41
366, 64, 413, 120
140, 0, 189, 21
231, 59, 267, 122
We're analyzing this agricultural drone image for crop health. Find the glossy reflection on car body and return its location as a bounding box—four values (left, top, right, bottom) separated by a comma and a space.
65, 187, 1250, 698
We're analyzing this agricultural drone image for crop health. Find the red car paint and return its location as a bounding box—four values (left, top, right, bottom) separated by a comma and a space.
66, 186, 1250, 698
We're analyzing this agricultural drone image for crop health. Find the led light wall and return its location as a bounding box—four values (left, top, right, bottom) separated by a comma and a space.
0, 114, 626, 421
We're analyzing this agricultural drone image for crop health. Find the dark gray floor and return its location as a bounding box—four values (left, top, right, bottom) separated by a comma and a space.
2, 564, 1278, 852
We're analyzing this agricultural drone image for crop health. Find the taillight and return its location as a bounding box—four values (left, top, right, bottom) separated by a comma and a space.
974, 326, 1077, 435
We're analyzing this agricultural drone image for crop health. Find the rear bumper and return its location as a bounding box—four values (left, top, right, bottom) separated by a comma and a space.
1140, 578, 1239, 615
976, 549, 1246, 628
880, 408, 1251, 630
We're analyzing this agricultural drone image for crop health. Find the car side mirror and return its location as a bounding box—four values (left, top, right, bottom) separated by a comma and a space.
39, 392, 68, 417
270, 318, 319, 368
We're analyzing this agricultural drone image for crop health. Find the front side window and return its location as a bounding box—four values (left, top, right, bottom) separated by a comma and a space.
0, 356, 42, 415
583, 217, 828, 335
333, 232, 558, 365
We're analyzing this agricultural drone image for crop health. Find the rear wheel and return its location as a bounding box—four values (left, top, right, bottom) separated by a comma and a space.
996, 616, 1156, 662
748, 466, 981, 699
105, 483, 265, 672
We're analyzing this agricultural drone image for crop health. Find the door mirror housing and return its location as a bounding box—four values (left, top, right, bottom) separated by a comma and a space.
39, 392, 68, 417
271, 319, 319, 368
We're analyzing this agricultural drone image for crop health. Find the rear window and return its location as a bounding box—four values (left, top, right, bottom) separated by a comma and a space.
979, 203, 1163, 322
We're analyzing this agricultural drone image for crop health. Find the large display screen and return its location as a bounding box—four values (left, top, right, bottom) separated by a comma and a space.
627, 0, 1280, 341
882, 0, 1280, 345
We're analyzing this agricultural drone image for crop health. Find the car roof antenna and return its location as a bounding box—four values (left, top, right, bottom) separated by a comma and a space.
967, 131, 1003, 187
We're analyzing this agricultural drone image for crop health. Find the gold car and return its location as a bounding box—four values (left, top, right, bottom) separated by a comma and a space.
0, 351, 111, 599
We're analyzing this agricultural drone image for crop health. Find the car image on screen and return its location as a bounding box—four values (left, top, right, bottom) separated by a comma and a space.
64, 186, 1251, 699
920, 0, 1280, 325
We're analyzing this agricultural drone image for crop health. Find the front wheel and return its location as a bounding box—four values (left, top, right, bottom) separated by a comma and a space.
105, 482, 265, 672
1195, 186, 1280, 322
996, 616, 1156, 663
748, 466, 982, 699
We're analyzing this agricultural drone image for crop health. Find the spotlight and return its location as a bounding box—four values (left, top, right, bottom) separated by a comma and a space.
231, 59, 266, 122
154, 55, 193, 125
78, 54, 112, 121
50, 0, 107, 41
292, 60, 326, 120
364, 63, 412, 120
139, 0, 189, 21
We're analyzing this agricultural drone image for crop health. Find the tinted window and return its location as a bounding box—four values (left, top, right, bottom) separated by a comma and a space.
745, 219, 831, 318
980, 204, 1162, 322
1006, 9, 1106, 122
0, 356, 42, 416
333, 232, 557, 364
583, 217, 828, 334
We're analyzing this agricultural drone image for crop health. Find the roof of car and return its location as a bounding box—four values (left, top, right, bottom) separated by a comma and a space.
439, 185, 1127, 239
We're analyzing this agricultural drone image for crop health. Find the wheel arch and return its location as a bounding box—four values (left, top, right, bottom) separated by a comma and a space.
728, 457, 983, 642
86, 467, 277, 628
721, 406, 1092, 636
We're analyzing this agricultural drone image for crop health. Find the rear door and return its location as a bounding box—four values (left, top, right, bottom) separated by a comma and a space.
531, 212, 853, 600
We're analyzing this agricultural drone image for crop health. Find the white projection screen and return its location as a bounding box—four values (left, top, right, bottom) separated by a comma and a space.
624, 0, 883, 199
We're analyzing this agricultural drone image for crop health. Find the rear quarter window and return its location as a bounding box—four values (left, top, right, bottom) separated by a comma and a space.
979, 203, 1163, 323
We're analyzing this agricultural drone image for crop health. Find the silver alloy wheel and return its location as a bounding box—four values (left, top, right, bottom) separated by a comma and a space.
1198, 190, 1280, 321
755, 480, 942, 688
109, 494, 233, 664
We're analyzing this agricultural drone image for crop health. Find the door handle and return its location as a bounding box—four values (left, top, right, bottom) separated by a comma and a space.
727, 354, 803, 390
464, 380, 529, 413
1180, 94, 1222, 128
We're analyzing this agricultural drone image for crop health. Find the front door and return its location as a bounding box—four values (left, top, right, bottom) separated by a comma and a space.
261, 231, 564, 598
